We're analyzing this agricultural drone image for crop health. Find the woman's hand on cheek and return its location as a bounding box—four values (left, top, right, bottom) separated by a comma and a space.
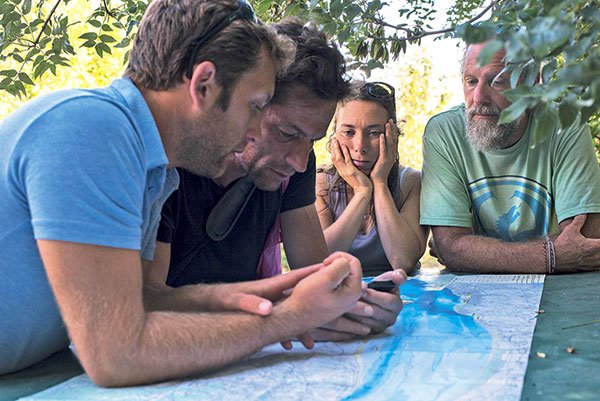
331, 137, 372, 195
370, 120, 398, 184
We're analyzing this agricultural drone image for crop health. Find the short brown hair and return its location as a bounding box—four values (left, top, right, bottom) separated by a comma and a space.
124, 0, 294, 109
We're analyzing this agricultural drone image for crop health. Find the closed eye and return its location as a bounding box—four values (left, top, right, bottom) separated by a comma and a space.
279, 129, 297, 141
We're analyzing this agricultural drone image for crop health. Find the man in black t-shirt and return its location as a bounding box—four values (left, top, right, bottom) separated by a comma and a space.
146, 19, 407, 342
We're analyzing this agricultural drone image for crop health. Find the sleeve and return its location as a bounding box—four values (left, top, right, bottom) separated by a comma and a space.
22, 97, 146, 249
552, 119, 600, 222
280, 150, 317, 213
420, 114, 473, 228
156, 185, 178, 244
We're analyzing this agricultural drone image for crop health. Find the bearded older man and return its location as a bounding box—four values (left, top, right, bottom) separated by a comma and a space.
420, 41, 600, 274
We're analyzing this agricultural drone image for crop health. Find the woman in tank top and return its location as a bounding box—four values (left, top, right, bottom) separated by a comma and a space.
315, 81, 428, 276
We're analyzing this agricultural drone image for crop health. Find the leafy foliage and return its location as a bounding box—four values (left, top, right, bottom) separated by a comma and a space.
0, 0, 141, 97
1, 0, 599, 151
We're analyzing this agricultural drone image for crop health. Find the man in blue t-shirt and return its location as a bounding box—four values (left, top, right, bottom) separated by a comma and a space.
421, 41, 600, 274
0, 0, 367, 386
147, 20, 406, 343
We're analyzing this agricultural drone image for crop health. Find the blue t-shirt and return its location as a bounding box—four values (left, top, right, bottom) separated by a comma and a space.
0, 78, 176, 374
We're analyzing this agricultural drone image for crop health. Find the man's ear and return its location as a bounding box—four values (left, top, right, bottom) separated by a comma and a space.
189, 61, 218, 111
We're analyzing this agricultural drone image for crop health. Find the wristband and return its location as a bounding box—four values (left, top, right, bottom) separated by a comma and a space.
548, 239, 556, 274
542, 238, 549, 274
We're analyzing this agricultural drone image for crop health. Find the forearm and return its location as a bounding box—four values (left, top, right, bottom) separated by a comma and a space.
435, 230, 546, 273
372, 182, 426, 271
143, 282, 217, 312
323, 189, 372, 252
91, 304, 312, 386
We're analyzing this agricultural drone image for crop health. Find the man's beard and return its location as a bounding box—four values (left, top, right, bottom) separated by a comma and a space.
175, 105, 233, 179
465, 105, 525, 151
240, 155, 289, 191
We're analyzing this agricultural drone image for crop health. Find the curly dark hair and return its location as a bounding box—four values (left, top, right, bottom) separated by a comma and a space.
269, 18, 350, 105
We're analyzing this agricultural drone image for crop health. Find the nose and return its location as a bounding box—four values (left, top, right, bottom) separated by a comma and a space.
236, 112, 262, 151
472, 81, 491, 106
352, 133, 367, 154
285, 139, 311, 173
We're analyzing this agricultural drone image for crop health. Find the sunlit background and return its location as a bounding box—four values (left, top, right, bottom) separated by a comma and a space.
0, 0, 466, 269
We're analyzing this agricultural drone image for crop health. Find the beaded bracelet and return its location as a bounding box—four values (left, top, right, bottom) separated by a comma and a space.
542, 239, 549, 274
548, 239, 556, 274
543, 236, 556, 274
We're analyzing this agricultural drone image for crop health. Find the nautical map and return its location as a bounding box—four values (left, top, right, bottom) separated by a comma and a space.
21, 272, 544, 401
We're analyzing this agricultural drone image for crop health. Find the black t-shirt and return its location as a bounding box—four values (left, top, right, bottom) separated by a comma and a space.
157, 152, 317, 286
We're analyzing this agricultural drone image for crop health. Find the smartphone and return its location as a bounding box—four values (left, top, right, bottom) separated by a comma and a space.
367, 280, 396, 293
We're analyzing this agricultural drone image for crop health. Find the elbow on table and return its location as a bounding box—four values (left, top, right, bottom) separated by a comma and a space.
391, 255, 421, 274
77, 335, 154, 387
82, 350, 143, 387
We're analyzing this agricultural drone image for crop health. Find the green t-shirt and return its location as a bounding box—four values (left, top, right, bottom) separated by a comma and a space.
420, 104, 600, 241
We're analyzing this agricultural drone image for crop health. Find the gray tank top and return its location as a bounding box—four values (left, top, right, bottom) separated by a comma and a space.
329, 165, 416, 277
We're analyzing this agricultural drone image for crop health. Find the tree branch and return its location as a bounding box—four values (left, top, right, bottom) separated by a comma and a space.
33, 0, 62, 48
272, 0, 295, 21
103, 0, 116, 19
371, 0, 500, 43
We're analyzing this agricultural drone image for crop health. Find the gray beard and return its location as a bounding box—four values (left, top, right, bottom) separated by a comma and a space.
465, 105, 525, 151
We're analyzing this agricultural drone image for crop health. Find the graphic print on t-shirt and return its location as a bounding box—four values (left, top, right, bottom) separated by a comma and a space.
469, 175, 552, 242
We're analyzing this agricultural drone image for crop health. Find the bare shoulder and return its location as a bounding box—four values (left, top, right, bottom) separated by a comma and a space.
401, 167, 422, 193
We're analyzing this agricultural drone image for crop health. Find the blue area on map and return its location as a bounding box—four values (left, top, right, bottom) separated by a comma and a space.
345, 279, 493, 400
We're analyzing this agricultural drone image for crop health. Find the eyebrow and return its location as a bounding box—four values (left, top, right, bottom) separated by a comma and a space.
339, 123, 385, 130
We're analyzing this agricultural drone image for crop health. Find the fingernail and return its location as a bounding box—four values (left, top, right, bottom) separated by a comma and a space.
364, 305, 374, 316
258, 301, 271, 313
362, 326, 371, 334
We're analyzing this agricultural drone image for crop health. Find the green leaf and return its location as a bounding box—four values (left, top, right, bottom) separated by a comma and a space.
52, 38, 62, 52
530, 102, 558, 145
457, 21, 498, 44
12, 53, 24, 62
336, 26, 351, 45
0, 69, 17, 77
0, 77, 13, 89
22, 0, 32, 14
0, 4, 15, 15
18, 72, 34, 85
564, 34, 596, 63
96, 42, 112, 55
99, 34, 116, 43
541, 59, 557, 84
81, 40, 95, 48
88, 19, 102, 28
33, 61, 49, 79
558, 101, 579, 129
345, 4, 362, 21
330, 0, 343, 19
114, 37, 130, 48
2, 11, 21, 25
476, 40, 503, 67
101, 24, 113, 32
14, 80, 26, 96
498, 98, 531, 124
79, 32, 98, 41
